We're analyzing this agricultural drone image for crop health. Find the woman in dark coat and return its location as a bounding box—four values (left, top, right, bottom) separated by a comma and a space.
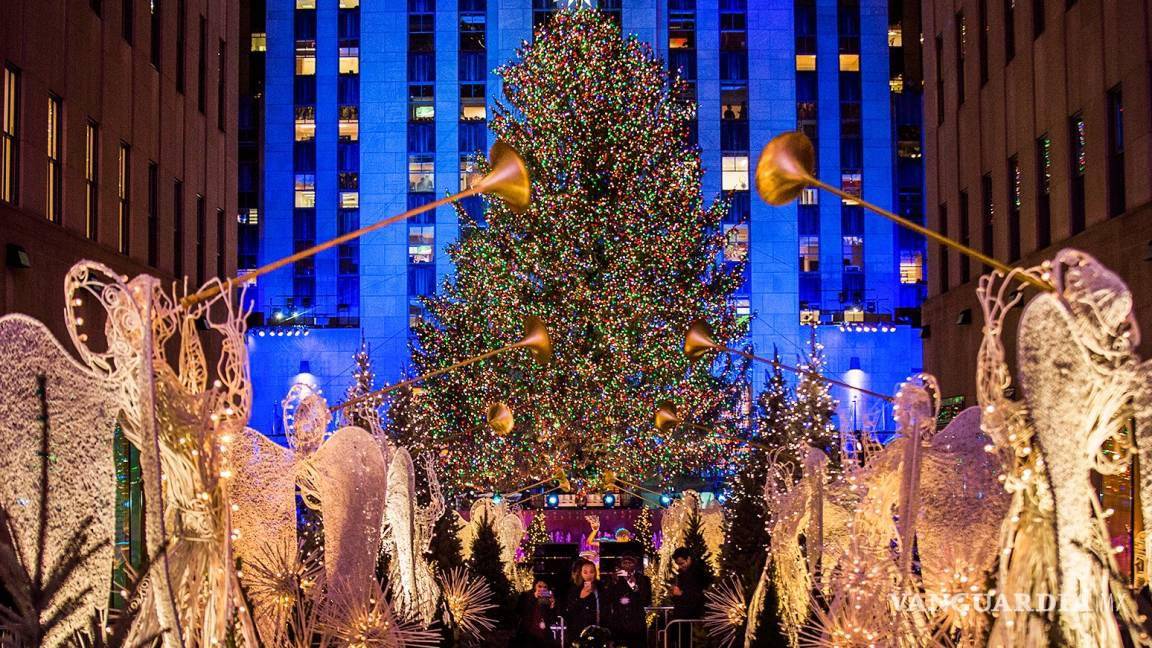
511, 579, 559, 647
564, 558, 606, 646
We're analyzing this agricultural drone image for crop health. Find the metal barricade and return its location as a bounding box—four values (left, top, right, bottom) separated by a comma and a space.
550, 615, 567, 646
661, 618, 708, 648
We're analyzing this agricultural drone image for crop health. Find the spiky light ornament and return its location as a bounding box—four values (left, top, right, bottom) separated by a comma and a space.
703, 575, 748, 648
395, 8, 749, 493
439, 566, 498, 640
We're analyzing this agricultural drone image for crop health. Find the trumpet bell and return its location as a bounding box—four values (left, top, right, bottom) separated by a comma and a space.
480, 140, 532, 214
487, 402, 515, 436
755, 131, 816, 206
654, 401, 682, 433
518, 315, 553, 365
684, 319, 719, 362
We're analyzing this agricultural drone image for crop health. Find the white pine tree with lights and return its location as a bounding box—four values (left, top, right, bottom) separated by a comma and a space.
342, 338, 382, 431
790, 330, 841, 477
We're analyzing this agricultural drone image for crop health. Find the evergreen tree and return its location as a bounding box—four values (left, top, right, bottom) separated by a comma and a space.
394, 9, 749, 492
681, 508, 715, 586
791, 331, 841, 477
521, 510, 549, 564
635, 506, 657, 562
427, 509, 466, 577
341, 338, 382, 431
469, 512, 514, 612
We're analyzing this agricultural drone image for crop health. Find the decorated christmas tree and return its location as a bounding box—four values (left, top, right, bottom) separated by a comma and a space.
791, 331, 841, 477
341, 338, 382, 431
469, 513, 514, 612
521, 510, 549, 566
395, 9, 749, 493
682, 508, 716, 586
635, 506, 657, 561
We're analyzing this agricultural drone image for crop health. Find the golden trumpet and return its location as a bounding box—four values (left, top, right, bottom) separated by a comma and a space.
487, 402, 515, 436
654, 400, 683, 433
183, 139, 531, 307
754, 131, 1052, 292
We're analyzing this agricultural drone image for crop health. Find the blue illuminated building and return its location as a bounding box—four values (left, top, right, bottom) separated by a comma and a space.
245, 0, 925, 439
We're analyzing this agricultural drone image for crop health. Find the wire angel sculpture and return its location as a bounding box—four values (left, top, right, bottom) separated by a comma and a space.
382, 447, 445, 625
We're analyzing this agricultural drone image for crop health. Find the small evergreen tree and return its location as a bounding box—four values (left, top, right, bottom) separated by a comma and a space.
427, 509, 466, 576
342, 338, 382, 431
469, 513, 514, 612
635, 506, 657, 561
681, 508, 715, 586
521, 510, 549, 564
792, 331, 841, 477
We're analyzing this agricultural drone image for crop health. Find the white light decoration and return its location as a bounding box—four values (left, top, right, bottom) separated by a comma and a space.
460, 497, 524, 583
382, 448, 444, 625
703, 575, 747, 648
439, 566, 497, 640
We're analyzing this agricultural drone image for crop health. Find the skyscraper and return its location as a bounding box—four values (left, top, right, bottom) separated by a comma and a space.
248, 0, 924, 439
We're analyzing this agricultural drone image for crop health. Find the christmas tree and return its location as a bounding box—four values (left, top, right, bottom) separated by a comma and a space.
341, 338, 382, 431
635, 506, 657, 561
428, 509, 466, 577
521, 510, 549, 565
681, 508, 716, 586
396, 9, 749, 493
469, 512, 514, 612
791, 330, 841, 477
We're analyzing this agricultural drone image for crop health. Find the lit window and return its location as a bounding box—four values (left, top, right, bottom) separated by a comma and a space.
899, 250, 924, 284
731, 297, 750, 320
296, 55, 316, 76
800, 235, 819, 272
842, 235, 863, 270
251, 33, 267, 52
295, 106, 315, 141
408, 225, 434, 263
840, 173, 862, 203
721, 155, 749, 191
890, 74, 904, 94
723, 224, 748, 261
460, 156, 483, 191
296, 0, 315, 8
1, 66, 18, 205
339, 0, 359, 7
844, 308, 864, 323
241, 208, 259, 225
295, 174, 316, 208
409, 155, 434, 192
413, 105, 435, 120
338, 116, 358, 141
800, 187, 819, 205
839, 54, 860, 71
800, 309, 821, 325
461, 103, 487, 120
339, 192, 359, 209
339, 51, 359, 74
408, 298, 425, 328
888, 26, 903, 47
796, 54, 816, 71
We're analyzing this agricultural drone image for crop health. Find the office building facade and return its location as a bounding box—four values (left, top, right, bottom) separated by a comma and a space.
248, 0, 924, 438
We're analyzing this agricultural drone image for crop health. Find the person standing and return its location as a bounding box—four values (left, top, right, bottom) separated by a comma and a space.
511, 579, 559, 647
606, 554, 652, 647
668, 547, 711, 646
564, 558, 606, 646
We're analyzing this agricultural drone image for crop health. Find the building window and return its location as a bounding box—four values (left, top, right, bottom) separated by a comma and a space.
294, 173, 315, 208
147, 162, 158, 266
217, 39, 226, 131
1036, 134, 1051, 248
938, 203, 950, 292
839, 54, 860, 71
461, 84, 486, 120
296, 46, 316, 76
251, 32, 267, 52
150, 0, 162, 67
46, 95, 61, 222
339, 105, 359, 141
408, 225, 434, 263
842, 236, 863, 271
339, 48, 360, 74
979, 0, 989, 85
85, 121, 100, 239
1, 66, 19, 205
981, 173, 994, 268
1008, 155, 1021, 260
959, 190, 970, 282
1068, 112, 1086, 234
197, 16, 206, 113
118, 144, 131, 254
721, 155, 749, 191
899, 250, 924, 284
800, 235, 819, 272
796, 54, 816, 71
176, 0, 186, 93
195, 195, 205, 285
1005, 0, 1016, 61
410, 84, 434, 121
409, 155, 434, 192
956, 12, 966, 105
295, 105, 316, 141
1107, 85, 1125, 217
173, 180, 184, 277
460, 155, 483, 191
723, 224, 748, 262
840, 172, 862, 201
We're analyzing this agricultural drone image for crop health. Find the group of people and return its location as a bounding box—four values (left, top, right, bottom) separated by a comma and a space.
510, 547, 712, 648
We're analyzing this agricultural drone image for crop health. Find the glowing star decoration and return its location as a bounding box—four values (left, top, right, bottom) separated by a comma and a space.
382, 448, 445, 625
703, 575, 747, 648
439, 566, 498, 640
0, 314, 121, 647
